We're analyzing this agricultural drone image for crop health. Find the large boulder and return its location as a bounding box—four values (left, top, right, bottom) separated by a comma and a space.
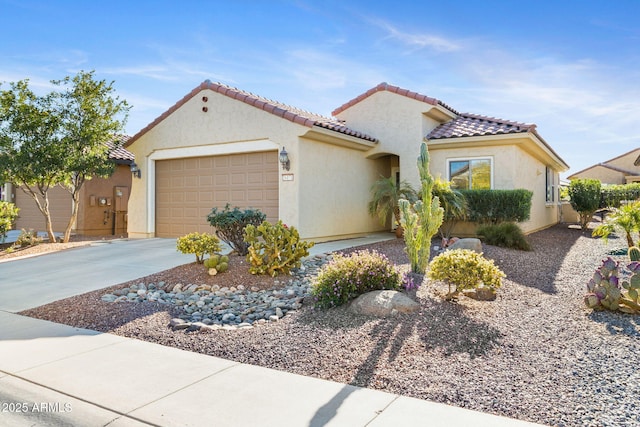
447, 238, 482, 253
350, 290, 419, 317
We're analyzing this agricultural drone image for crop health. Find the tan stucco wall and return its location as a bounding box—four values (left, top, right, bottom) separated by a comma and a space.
569, 165, 626, 185
126, 88, 380, 240
297, 138, 387, 240
14, 184, 70, 233
77, 165, 131, 236
335, 90, 449, 187
429, 142, 561, 234
606, 148, 640, 172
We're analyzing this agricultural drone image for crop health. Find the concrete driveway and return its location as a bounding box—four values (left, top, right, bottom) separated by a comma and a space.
0, 238, 193, 312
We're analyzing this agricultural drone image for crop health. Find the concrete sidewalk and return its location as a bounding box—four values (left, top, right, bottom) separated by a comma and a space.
0, 234, 545, 427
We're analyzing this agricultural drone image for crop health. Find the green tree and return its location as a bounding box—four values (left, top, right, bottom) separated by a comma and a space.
368, 176, 418, 233
0, 80, 66, 242
54, 71, 129, 243
0, 72, 129, 243
399, 142, 444, 274
568, 178, 601, 230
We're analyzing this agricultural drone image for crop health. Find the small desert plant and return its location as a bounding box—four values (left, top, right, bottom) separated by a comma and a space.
203, 254, 229, 275
176, 232, 222, 264
207, 204, 266, 256
584, 257, 640, 314
244, 220, 314, 277
592, 201, 640, 248
311, 249, 402, 308
368, 176, 418, 229
14, 228, 39, 247
428, 249, 505, 298
629, 246, 640, 262
0, 201, 19, 242
476, 222, 532, 251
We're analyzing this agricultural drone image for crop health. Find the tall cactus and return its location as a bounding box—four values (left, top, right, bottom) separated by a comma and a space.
629, 246, 640, 262
399, 142, 444, 274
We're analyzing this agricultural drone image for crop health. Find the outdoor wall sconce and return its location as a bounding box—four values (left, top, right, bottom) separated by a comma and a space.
130, 162, 141, 179
279, 147, 290, 171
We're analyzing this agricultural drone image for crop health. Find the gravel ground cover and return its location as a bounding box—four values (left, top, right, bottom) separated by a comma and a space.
20, 224, 640, 427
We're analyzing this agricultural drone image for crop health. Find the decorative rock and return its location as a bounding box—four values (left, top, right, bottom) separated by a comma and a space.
275, 307, 284, 318
447, 238, 482, 253
269, 315, 279, 322
463, 286, 497, 301
350, 290, 420, 317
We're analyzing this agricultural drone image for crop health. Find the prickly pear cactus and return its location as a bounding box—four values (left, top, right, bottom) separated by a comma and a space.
584, 257, 622, 311
629, 246, 640, 262
244, 220, 314, 277
620, 261, 640, 314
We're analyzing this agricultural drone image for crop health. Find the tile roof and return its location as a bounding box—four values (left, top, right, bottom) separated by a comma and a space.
427, 113, 535, 139
106, 135, 134, 162
126, 81, 377, 147
331, 82, 459, 117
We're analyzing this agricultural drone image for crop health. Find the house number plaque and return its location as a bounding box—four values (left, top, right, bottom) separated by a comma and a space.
282, 174, 294, 181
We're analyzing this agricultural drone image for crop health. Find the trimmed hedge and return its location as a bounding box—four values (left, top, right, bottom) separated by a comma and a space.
459, 189, 533, 224
600, 183, 640, 209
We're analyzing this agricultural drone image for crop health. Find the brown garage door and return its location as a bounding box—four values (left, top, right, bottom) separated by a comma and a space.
155, 151, 279, 238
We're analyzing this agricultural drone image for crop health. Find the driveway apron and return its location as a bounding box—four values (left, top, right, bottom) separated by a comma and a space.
0, 238, 193, 312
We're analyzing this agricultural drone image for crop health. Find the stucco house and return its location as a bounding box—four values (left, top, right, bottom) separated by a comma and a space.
567, 148, 640, 184
124, 81, 569, 241
1, 136, 134, 236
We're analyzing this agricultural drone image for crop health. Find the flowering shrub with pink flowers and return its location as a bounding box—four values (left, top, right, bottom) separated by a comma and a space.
311, 249, 403, 308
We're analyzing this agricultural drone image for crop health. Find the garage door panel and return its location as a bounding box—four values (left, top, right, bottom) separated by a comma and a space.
156, 152, 279, 238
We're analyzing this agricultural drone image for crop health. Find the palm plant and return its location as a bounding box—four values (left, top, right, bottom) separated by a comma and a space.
592, 201, 640, 247
368, 176, 418, 232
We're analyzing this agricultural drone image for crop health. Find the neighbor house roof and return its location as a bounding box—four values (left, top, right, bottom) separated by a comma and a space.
331, 82, 459, 116
568, 147, 640, 179
126, 80, 377, 147
106, 135, 134, 163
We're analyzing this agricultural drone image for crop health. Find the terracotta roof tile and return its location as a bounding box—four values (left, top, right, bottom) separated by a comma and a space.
332, 82, 459, 116
126, 81, 377, 147
427, 113, 535, 139
106, 135, 134, 162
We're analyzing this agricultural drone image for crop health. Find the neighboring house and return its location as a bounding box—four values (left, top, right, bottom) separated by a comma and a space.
2, 136, 134, 236
567, 148, 640, 184
124, 81, 569, 241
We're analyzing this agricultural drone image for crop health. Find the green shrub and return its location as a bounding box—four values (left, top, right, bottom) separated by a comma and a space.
244, 220, 314, 277
14, 228, 39, 247
176, 232, 222, 264
207, 203, 266, 256
311, 249, 402, 308
459, 189, 532, 224
476, 222, 532, 251
0, 201, 19, 242
568, 178, 601, 229
428, 249, 505, 297
600, 183, 640, 209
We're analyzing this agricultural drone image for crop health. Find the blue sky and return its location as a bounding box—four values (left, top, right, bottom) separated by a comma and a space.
2, 0, 639, 178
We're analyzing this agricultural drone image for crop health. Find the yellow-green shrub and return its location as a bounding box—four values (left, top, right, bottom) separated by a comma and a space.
176, 232, 221, 264
428, 249, 505, 296
244, 220, 314, 277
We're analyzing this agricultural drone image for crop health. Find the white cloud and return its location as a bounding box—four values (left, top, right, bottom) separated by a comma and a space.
370, 19, 460, 53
